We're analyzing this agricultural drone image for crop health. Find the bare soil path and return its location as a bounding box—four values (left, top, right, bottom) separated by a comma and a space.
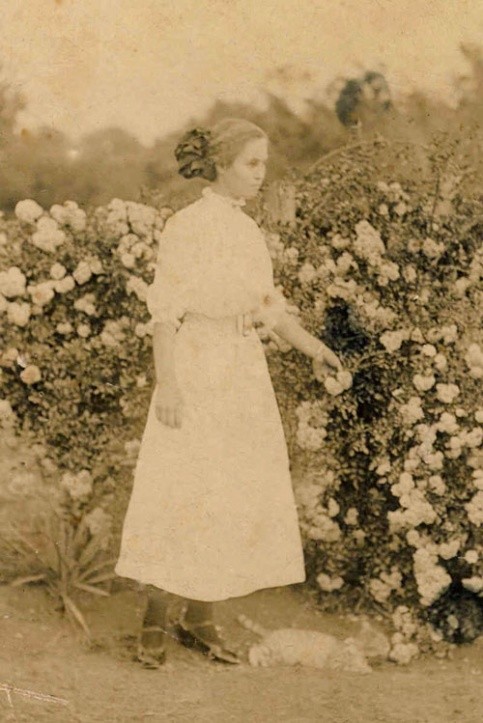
0, 584, 481, 722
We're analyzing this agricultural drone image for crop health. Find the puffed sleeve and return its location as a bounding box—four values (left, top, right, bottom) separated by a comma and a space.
251, 245, 288, 331
146, 214, 191, 331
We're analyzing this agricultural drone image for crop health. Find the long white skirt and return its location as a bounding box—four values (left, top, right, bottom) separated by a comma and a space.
115, 312, 306, 601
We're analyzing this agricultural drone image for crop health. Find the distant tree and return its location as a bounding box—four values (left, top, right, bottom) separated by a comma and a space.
335, 71, 393, 132
72, 127, 149, 207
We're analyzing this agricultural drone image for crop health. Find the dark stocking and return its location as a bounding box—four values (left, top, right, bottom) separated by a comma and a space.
140, 587, 169, 650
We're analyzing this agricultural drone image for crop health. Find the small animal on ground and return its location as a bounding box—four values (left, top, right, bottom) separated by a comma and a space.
238, 614, 390, 673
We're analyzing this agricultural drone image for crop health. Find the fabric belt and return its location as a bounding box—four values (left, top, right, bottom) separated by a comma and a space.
183, 312, 254, 337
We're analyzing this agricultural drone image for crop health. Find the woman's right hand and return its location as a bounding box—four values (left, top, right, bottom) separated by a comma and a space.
154, 382, 184, 428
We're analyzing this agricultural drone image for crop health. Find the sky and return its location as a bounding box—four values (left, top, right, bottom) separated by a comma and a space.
1, 0, 482, 145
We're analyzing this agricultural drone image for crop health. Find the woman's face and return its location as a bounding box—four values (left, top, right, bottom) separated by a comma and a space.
217, 137, 268, 200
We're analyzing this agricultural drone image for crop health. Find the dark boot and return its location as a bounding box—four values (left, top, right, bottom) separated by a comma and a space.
174, 599, 240, 665
137, 587, 169, 669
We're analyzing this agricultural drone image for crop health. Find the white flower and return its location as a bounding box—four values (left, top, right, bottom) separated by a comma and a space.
60, 470, 93, 501
73, 261, 92, 285
437, 412, 458, 435
27, 281, 56, 307
298, 262, 317, 284
56, 322, 73, 335
465, 344, 483, 379
413, 374, 435, 392
126, 276, 148, 302
441, 325, 458, 344
20, 364, 41, 384
475, 409, 483, 424
331, 234, 350, 250
403, 265, 417, 283
389, 642, 419, 665
413, 548, 451, 606
379, 261, 400, 281
100, 320, 126, 347
0, 347, 19, 366
407, 238, 422, 253
378, 203, 389, 216
369, 568, 402, 603
428, 475, 446, 495
438, 540, 460, 560
380, 330, 409, 353
88, 257, 104, 275
462, 577, 483, 594
436, 383, 460, 404
425, 451, 444, 471
307, 517, 341, 542
392, 472, 414, 497
422, 237, 444, 259
50, 263, 67, 280
344, 508, 358, 526
317, 573, 344, 592
410, 327, 425, 344
77, 324, 91, 338
433, 353, 447, 372
264, 232, 284, 259
464, 550, 478, 564
406, 529, 421, 547
54, 275, 76, 294
0, 267, 27, 298
376, 459, 391, 476
464, 428, 483, 448
465, 491, 483, 525
74, 293, 97, 316
31, 217, 66, 252
135, 322, 152, 338
124, 439, 141, 458
388, 489, 436, 529
15, 199, 43, 224
353, 220, 386, 262
0, 399, 15, 421
121, 253, 136, 269
7, 302, 31, 327
296, 423, 327, 451
50, 201, 87, 233
421, 344, 437, 357
399, 397, 425, 426
327, 498, 340, 518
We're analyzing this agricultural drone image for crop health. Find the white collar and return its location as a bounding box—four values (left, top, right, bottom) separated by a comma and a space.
202, 186, 246, 208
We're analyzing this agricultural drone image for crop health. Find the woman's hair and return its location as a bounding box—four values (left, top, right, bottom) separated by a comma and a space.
174, 118, 267, 181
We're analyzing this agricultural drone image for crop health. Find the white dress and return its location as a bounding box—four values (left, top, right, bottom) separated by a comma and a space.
115, 187, 306, 601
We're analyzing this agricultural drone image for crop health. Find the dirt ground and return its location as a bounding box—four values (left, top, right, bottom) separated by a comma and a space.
0, 583, 481, 723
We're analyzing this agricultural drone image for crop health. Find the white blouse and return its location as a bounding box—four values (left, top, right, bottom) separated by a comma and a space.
146, 187, 287, 332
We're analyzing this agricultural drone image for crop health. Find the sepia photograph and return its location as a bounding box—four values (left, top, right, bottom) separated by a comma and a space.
0, 1, 482, 721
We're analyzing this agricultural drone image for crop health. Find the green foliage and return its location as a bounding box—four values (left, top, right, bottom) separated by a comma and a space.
2, 509, 116, 639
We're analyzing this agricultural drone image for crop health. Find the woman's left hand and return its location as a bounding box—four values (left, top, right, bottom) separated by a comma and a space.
312, 348, 343, 382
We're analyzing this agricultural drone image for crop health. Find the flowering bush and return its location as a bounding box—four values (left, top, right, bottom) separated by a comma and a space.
261, 139, 482, 651
0, 198, 173, 551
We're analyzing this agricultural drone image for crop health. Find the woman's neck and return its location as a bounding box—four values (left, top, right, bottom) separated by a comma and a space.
210, 181, 243, 203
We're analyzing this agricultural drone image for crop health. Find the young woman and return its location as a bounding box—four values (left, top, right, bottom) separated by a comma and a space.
115, 118, 343, 668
